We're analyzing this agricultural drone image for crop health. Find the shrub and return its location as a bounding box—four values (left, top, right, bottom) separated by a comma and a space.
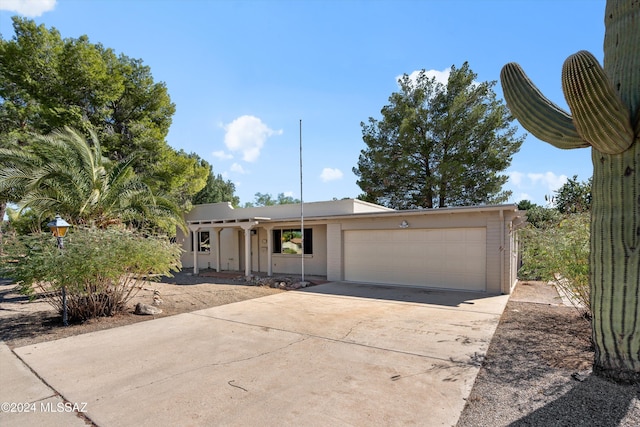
1, 227, 182, 322
519, 212, 590, 318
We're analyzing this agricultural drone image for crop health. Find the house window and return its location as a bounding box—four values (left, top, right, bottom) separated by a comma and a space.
273, 228, 312, 255
191, 231, 211, 252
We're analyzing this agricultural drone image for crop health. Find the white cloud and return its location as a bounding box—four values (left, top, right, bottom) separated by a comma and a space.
223, 115, 282, 162
398, 67, 451, 87
230, 163, 246, 174
506, 170, 568, 205
283, 191, 295, 198
320, 167, 343, 182
212, 150, 233, 160
422, 68, 451, 86
528, 172, 567, 193
0, 0, 56, 17
509, 171, 524, 187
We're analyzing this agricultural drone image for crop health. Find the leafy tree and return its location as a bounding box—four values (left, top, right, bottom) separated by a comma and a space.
276, 193, 301, 205
0, 17, 210, 212
516, 199, 537, 211
0, 18, 124, 136
553, 175, 591, 214
354, 62, 524, 209
0, 127, 184, 232
523, 205, 561, 229
192, 164, 240, 206
149, 149, 209, 209
1, 227, 181, 322
4, 207, 44, 235
244, 192, 301, 207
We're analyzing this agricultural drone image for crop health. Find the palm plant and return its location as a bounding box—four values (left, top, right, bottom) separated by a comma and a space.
0, 126, 184, 232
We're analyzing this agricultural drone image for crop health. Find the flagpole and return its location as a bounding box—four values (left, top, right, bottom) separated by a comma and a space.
299, 119, 305, 283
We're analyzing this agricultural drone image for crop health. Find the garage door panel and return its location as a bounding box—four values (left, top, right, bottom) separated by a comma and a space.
344, 228, 486, 291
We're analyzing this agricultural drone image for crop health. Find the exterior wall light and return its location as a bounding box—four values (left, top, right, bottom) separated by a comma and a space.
400, 220, 409, 228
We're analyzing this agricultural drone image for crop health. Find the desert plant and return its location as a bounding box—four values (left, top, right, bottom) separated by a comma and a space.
1, 227, 182, 322
501, 0, 639, 383
519, 213, 590, 318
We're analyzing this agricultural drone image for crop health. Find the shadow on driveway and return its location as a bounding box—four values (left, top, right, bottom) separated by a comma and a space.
300, 281, 499, 308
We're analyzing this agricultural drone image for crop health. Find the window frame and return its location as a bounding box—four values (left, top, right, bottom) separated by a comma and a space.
273, 228, 312, 255
190, 230, 211, 253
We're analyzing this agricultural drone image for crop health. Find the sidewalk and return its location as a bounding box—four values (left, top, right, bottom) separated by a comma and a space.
0, 342, 88, 426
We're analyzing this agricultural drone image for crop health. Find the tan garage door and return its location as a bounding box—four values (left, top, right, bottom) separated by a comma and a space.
344, 228, 486, 291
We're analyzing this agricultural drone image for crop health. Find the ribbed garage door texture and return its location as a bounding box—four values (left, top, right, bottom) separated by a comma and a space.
344, 228, 486, 291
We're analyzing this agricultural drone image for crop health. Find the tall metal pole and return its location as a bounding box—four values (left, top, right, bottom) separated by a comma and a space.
299, 119, 304, 283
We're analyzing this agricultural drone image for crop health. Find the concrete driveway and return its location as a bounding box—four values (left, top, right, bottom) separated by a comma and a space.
2, 282, 509, 427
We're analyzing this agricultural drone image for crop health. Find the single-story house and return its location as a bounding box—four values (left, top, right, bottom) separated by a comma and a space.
177, 199, 523, 294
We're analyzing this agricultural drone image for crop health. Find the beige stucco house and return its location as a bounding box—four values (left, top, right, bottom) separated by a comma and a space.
177, 199, 522, 294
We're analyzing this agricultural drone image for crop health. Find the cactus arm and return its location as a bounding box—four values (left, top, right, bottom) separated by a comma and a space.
500, 63, 589, 149
562, 51, 634, 155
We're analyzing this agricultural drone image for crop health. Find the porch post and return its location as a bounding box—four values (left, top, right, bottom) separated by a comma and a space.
213, 227, 222, 272
263, 225, 274, 277
193, 229, 198, 274
188, 224, 201, 275
240, 224, 253, 278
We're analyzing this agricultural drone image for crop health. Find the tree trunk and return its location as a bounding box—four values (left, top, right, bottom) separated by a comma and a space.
590, 141, 640, 383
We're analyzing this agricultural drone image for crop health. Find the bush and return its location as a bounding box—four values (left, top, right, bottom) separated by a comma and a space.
519, 212, 590, 318
1, 227, 182, 322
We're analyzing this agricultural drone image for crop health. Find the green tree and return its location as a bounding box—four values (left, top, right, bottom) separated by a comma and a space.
192, 164, 240, 206
501, 0, 639, 382
0, 18, 124, 136
4, 207, 44, 235
276, 193, 301, 205
354, 62, 524, 209
244, 192, 301, 207
553, 175, 592, 214
0, 127, 184, 232
516, 199, 537, 211
0, 17, 210, 212
149, 149, 209, 209
523, 205, 562, 229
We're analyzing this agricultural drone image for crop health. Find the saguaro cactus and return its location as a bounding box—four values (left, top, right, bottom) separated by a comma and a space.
501, 0, 639, 383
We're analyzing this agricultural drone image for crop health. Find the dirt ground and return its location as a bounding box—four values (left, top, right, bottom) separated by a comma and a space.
458, 281, 640, 426
0, 270, 286, 348
2, 275, 639, 425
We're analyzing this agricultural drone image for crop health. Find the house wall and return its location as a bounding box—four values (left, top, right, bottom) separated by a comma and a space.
322, 208, 519, 294
179, 200, 521, 294
178, 223, 328, 276
326, 223, 343, 282
176, 227, 242, 271
186, 199, 392, 223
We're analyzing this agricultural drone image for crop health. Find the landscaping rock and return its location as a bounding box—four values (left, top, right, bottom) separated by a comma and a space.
135, 303, 162, 315
152, 289, 163, 305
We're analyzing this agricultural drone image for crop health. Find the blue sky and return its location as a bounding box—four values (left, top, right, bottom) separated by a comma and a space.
0, 0, 605, 207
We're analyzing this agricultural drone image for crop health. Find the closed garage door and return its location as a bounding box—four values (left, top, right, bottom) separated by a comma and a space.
344, 228, 486, 291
